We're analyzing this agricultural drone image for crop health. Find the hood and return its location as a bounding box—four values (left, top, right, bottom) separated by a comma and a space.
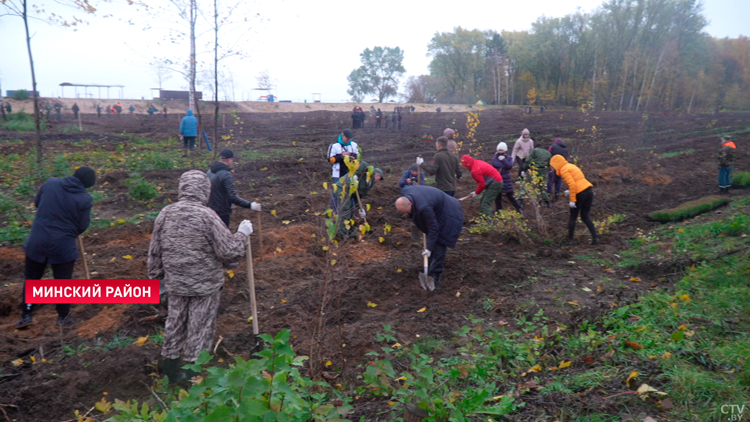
178, 170, 211, 205
550, 155, 568, 172
186, 109, 194, 116
554, 138, 566, 147
723, 141, 737, 149
210, 161, 230, 174
460, 155, 475, 170
522, 128, 530, 136
61, 176, 87, 194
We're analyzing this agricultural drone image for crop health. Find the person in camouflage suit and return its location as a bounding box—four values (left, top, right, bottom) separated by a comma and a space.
334, 160, 383, 238
148, 170, 253, 383
718, 135, 736, 193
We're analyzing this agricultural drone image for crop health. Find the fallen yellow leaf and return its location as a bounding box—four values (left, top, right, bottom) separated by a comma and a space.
281, 299, 287, 303
417, 307, 426, 313
30, 356, 37, 364
247, 316, 253, 323
323, 182, 329, 190
397, 269, 402, 273
379, 237, 385, 243
122, 255, 132, 260
392, 343, 403, 348
261, 167, 268, 171
331, 259, 337, 266
282, 220, 290, 225
325, 360, 332, 367
679, 294, 691, 302
11, 359, 23, 367
626, 371, 639, 385
226, 270, 235, 278
527, 364, 542, 373
271, 210, 278, 217
367, 301, 377, 307
559, 360, 572, 369
135, 336, 149, 346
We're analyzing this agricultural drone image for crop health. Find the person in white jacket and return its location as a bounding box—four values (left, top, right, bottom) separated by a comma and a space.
511, 128, 534, 178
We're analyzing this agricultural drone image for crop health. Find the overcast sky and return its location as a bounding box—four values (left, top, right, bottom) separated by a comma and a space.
1, 0, 746, 103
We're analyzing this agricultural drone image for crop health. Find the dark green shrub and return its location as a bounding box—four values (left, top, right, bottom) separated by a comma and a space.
125, 172, 159, 201
12, 90, 30, 100
731, 172, 750, 187
649, 196, 730, 222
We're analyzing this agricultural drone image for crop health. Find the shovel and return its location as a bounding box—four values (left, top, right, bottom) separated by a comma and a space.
76, 236, 90, 279
458, 194, 473, 201
418, 234, 433, 291
246, 226, 261, 354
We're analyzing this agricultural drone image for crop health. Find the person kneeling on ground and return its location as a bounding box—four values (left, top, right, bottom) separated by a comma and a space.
396, 186, 463, 291
399, 163, 425, 194
460, 154, 503, 216
549, 155, 599, 245
148, 170, 253, 384
16, 167, 97, 328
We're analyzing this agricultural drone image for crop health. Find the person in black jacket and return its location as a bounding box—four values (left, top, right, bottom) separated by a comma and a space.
17, 167, 97, 328
547, 138, 570, 200
396, 186, 464, 291
207, 148, 260, 228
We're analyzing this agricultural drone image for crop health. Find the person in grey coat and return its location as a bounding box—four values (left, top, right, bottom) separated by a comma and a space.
148, 170, 252, 383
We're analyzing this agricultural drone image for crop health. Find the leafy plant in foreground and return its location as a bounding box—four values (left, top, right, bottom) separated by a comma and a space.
125, 173, 159, 202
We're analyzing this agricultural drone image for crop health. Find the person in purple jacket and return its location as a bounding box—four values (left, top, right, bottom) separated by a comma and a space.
491, 142, 523, 217
547, 138, 569, 201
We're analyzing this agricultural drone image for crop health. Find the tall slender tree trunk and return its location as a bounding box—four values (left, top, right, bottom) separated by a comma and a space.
619, 61, 629, 111
22, 0, 42, 164
628, 56, 638, 111
636, 56, 651, 112
592, 37, 597, 110
644, 46, 666, 112
687, 80, 699, 114
188, 0, 197, 113
212, 0, 219, 159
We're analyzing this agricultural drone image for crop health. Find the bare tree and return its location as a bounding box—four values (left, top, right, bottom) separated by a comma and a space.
151, 61, 173, 90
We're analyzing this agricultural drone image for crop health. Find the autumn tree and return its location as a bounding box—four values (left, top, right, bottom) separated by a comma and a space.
347, 46, 405, 103
427, 27, 487, 103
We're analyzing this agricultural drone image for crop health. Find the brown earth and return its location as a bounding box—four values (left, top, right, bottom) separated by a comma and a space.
0, 106, 749, 421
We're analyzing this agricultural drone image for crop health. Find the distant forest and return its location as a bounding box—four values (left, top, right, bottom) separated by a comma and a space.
404, 0, 749, 111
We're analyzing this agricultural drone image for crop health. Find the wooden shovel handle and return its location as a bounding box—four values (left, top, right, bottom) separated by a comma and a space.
246, 239, 259, 335
77, 236, 90, 279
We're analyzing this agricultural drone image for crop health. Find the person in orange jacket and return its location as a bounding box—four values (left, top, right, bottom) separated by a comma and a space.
718, 135, 736, 193
550, 155, 599, 245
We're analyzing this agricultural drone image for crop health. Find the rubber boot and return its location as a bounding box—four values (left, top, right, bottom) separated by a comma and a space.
161, 358, 184, 385
591, 236, 600, 245
567, 238, 574, 246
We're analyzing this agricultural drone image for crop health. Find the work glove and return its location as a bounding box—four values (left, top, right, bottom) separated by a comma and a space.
470, 192, 477, 198
416, 157, 424, 166
569, 201, 576, 209
237, 220, 254, 236
422, 249, 431, 258
521, 171, 526, 178
358, 209, 366, 218
564, 190, 570, 197
353, 175, 359, 183
250, 202, 261, 211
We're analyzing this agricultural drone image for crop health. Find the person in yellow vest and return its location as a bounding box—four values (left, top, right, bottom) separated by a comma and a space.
550, 155, 599, 245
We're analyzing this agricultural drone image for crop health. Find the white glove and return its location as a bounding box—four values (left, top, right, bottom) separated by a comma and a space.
352, 175, 359, 183
470, 192, 477, 198
422, 249, 431, 258
416, 157, 424, 166
237, 220, 253, 236
358, 209, 366, 218
569, 201, 576, 209
521, 171, 526, 178
564, 190, 570, 197
250, 202, 261, 212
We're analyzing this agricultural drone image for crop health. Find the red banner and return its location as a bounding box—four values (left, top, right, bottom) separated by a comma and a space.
25, 279, 160, 304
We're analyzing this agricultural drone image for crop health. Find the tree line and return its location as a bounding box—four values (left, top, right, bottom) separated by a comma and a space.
352, 0, 749, 112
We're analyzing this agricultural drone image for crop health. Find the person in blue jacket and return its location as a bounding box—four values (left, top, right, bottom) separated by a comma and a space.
399, 163, 425, 193
179, 109, 198, 157
17, 167, 96, 328
396, 186, 463, 291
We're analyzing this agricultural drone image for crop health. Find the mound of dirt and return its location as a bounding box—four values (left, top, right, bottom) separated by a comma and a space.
639, 173, 673, 186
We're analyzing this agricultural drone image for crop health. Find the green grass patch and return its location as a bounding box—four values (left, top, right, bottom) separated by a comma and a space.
649, 195, 729, 222
0, 112, 47, 131
659, 149, 694, 158
732, 171, 750, 187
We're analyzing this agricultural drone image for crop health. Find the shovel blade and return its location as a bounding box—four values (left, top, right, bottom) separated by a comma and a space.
418, 272, 428, 290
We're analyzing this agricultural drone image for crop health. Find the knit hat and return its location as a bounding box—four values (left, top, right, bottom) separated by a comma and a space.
443, 128, 455, 139
73, 166, 96, 188
722, 135, 732, 140
342, 129, 354, 139
522, 128, 530, 136
374, 168, 384, 180
555, 138, 563, 144
496, 142, 508, 152
219, 148, 234, 159
408, 163, 419, 172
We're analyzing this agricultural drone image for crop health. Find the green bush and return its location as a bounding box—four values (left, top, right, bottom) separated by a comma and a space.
12, 89, 30, 100
125, 173, 159, 201
469, 210, 531, 243
107, 330, 352, 422
649, 195, 730, 222
732, 171, 750, 187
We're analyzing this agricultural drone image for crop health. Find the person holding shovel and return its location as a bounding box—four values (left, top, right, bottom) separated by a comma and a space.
16, 167, 97, 328
148, 170, 253, 384
207, 148, 259, 228
460, 154, 504, 216
395, 186, 463, 290
549, 155, 599, 245
418, 136, 462, 197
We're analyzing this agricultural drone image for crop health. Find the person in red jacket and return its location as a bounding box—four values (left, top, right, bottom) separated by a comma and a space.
460, 155, 503, 216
